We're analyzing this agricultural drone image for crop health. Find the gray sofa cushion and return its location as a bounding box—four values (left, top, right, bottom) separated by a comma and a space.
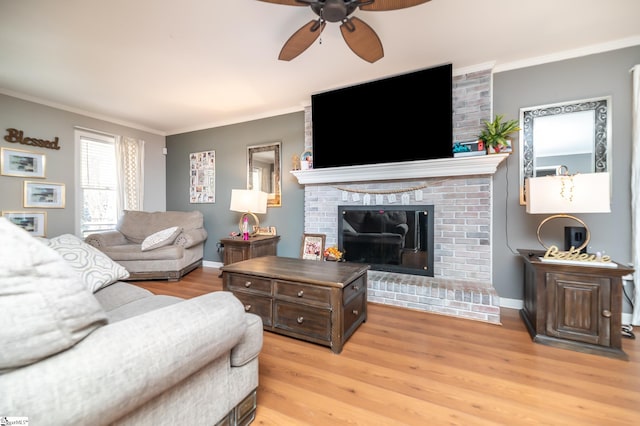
117, 210, 204, 243
0, 218, 107, 372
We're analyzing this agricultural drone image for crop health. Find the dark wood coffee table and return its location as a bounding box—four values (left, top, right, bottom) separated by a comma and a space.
221, 256, 369, 353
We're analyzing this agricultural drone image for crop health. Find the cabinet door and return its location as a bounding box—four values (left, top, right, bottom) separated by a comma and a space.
225, 244, 249, 265
546, 272, 611, 346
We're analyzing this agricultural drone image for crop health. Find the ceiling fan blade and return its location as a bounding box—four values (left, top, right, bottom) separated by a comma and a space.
257, 0, 309, 6
359, 0, 430, 12
279, 20, 326, 61
340, 17, 383, 63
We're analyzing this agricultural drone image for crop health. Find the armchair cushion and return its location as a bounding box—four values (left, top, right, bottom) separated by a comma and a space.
0, 218, 107, 373
44, 233, 130, 292
141, 226, 182, 251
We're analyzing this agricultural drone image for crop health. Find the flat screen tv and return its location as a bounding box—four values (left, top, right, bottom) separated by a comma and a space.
311, 63, 453, 169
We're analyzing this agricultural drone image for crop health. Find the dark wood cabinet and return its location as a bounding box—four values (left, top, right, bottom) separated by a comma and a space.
221, 235, 280, 266
518, 249, 633, 360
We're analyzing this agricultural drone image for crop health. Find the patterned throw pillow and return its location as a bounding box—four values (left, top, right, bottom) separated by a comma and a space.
141, 226, 182, 251
0, 218, 107, 372
45, 234, 130, 292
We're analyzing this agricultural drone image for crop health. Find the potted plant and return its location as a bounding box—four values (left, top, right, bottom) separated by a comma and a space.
478, 114, 521, 154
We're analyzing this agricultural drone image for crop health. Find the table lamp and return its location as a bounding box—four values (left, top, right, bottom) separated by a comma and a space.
229, 189, 268, 239
526, 172, 610, 251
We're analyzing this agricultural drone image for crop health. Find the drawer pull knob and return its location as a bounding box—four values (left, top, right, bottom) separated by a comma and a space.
297, 290, 304, 297
244, 281, 252, 288
352, 309, 359, 316
353, 285, 360, 291
244, 304, 251, 312
297, 316, 304, 324
602, 310, 612, 318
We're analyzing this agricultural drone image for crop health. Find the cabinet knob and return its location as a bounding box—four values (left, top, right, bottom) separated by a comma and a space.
353, 285, 360, 291
244, 304, 251, 312
244, 281, 252, 288
297, 290, 304, 297
297, 316, 304, 324
602, 310, 612, 318
352, 309, 359, 316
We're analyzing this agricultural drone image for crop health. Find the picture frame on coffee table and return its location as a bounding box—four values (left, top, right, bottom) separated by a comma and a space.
301, 233, 325, 261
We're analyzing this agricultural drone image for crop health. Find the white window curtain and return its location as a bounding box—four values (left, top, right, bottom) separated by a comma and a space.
631, 64, 640, 326
115, 136, 145, 215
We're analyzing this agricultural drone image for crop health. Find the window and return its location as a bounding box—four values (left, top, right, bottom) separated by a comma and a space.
75, 129, 118, 237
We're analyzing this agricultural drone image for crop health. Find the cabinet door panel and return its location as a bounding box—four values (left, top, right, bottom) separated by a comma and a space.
546, 272, 611, 346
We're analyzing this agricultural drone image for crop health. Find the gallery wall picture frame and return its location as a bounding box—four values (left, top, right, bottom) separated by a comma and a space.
2, 211, 47, 237
23, 181, 66, 208
1, 147, 46, 178
189, 150, 216, 203
301, 233, 325, 261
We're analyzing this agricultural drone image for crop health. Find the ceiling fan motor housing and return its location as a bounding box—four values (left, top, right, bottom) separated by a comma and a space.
311, 0, 359, 22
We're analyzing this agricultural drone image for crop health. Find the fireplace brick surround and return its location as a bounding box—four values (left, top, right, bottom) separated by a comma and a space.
294, 67, 503, 324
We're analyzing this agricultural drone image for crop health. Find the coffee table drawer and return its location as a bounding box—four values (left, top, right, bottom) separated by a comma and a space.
227, 274, 272, 296
275, 281, 331, 307
343, 291, 366, 337
343, 275, 366, 304
274, 301, 331, 341
232, 293, 273, 327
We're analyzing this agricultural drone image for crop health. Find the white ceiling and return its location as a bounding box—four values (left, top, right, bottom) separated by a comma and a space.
1, 0, 639, 136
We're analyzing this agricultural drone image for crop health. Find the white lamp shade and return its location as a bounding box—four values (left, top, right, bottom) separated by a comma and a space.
526, 172, 610, 214
230, 189, 268, 214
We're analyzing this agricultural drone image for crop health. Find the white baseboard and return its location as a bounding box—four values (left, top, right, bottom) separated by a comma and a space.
500, 297, 523, 310
203, 260, 222, 269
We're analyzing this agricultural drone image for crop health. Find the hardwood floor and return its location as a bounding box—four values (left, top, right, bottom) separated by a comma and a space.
134, 266, 640, 425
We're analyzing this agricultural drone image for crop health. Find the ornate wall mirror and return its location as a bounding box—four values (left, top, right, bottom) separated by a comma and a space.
519, 96, 611, 205
247, 142, 281, 207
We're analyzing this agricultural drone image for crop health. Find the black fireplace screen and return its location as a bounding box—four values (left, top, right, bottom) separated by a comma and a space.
338, 205, 434, 277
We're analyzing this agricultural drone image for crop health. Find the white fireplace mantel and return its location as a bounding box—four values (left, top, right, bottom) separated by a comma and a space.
291, 153, 509, 185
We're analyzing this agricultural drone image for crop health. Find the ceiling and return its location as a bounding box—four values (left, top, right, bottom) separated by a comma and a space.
1, 0, 639, 136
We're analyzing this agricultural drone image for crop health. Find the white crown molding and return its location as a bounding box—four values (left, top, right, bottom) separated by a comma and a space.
291, 154, 509, 185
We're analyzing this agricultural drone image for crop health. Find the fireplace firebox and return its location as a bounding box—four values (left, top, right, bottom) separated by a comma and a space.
338, 205, 434, 276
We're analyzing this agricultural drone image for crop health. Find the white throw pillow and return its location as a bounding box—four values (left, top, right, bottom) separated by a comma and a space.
0, 218, 107, 372
45, 233, 130, 292
141, 226, 182, 251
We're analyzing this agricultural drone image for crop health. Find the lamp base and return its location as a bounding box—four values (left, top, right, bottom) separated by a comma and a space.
238, 212, 260, 237
537, 214, 590, 252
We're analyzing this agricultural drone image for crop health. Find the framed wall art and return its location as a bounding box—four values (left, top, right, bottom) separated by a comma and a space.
1, 147, 46, 178
2, 211, 47, 237
24, 181, 66, 208
189, 150, 216, 203
301, 233, 325, 261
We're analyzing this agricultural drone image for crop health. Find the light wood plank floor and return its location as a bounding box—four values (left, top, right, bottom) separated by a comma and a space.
135, 266, 640, 425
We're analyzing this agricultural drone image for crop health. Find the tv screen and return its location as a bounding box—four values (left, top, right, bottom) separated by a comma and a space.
311, 63, 453, 169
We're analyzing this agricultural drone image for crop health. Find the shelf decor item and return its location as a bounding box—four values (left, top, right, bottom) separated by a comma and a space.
479, 114, 520, 154
323, 246, 344, 261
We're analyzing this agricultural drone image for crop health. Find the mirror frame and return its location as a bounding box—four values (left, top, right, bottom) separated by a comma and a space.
247, 141, 281, 207
519, 96, 611, 205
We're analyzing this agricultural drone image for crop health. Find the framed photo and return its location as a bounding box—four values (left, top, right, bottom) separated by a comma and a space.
301, 233, 325, 261
24, 181, 66, 208
253, 225, 277, 236
2, 211, 47, 237
1, 147, 46, 178
189, 150, 216, 203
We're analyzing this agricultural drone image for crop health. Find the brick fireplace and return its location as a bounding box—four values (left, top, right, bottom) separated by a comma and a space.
291, 67, 505, 323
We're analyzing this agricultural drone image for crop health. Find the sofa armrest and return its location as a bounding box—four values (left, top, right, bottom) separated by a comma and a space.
175, 227, 208, 249
85, 231, 128, 248
1, 291, 253, 426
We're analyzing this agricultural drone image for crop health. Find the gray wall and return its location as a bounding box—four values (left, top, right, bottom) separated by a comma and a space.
492, 45, 640, 307
166, 111, 305, 263
0, 94, 167, 237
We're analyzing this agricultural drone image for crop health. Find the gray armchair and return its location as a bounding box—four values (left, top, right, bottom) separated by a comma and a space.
85, 210, 207, 281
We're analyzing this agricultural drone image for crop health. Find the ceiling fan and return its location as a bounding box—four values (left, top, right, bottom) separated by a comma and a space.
258, 0, 430, 63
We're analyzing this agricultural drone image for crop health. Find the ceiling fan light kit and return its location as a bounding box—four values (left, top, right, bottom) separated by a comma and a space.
259, 0, 430, 63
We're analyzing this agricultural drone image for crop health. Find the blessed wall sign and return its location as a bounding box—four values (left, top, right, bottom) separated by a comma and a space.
4, 128, 60, 150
